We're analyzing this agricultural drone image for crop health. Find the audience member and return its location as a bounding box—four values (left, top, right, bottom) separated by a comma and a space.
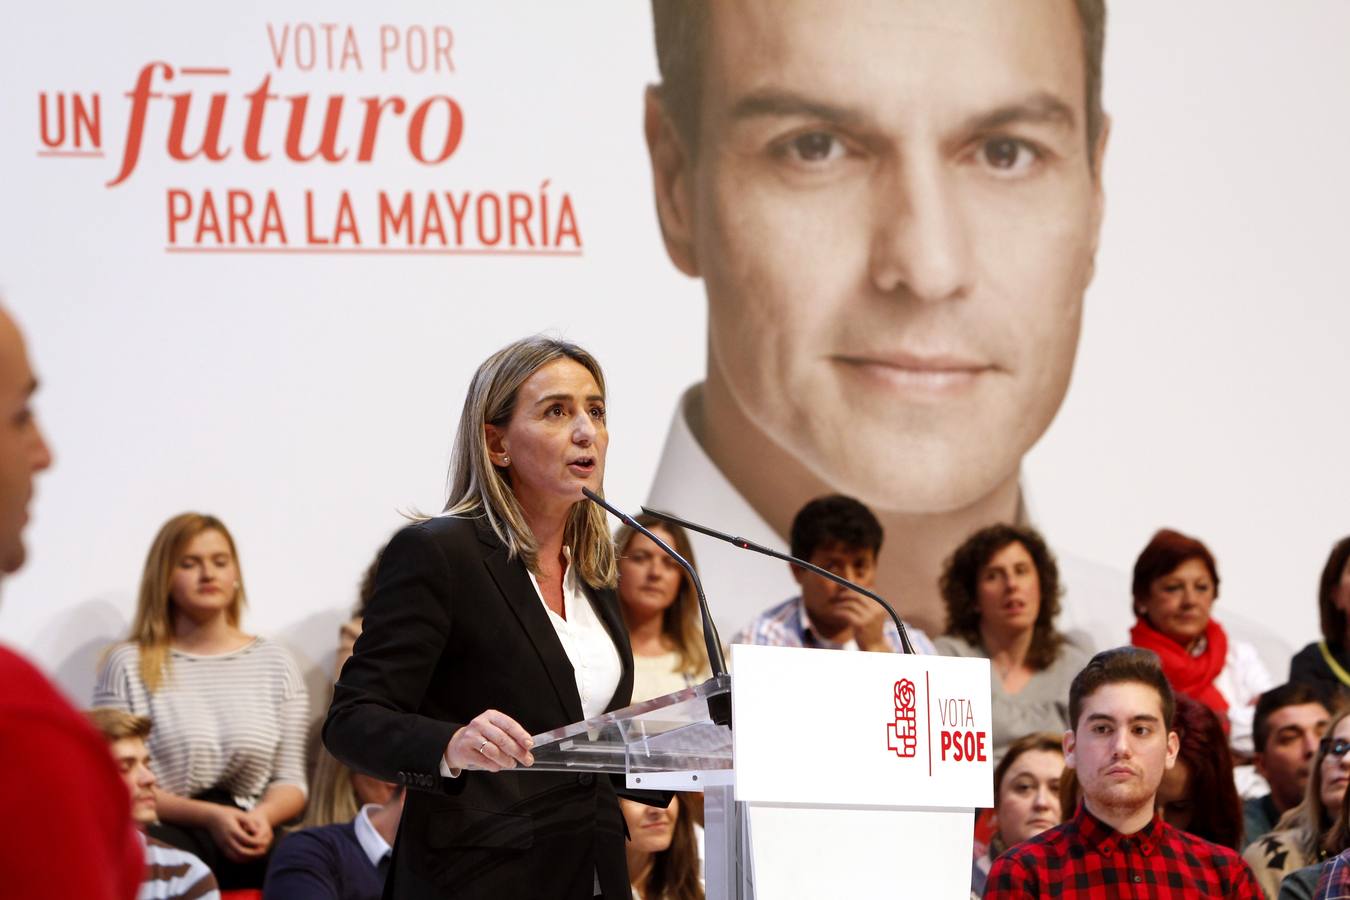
94, 512, 309, 889
263, 774, 405, 900
615, 515, 712, 702
621, 794, 704, 900
334, 545, 385, 681
1288, 780, 1350, 900
970, 732, 1064, 900
1244, 709, 1350, 898
1129, 528, 1273, 754
732, 494, 933, 653
0, 304, 143, 900
985, 647, 1261, 899
1246, 684, 1333, 848
934, 523, 1090, 762
300, 746, 397, 831
1290, 538, 1350, 698
87, 708, 220, 900
1155, 695, 1244, 850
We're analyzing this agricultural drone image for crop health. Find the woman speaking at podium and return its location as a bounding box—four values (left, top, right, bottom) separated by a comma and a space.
324, 337, 635, 899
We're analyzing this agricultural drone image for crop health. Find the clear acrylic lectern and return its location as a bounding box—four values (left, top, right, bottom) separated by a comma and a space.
529, 673, 753, 898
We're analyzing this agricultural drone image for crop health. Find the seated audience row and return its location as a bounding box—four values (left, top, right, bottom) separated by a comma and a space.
984, 647, 1262, 899
86, 708, 220, 900
1244, 708, 1350, 897
93, 513, 309, 889
73, 491, 1349, 896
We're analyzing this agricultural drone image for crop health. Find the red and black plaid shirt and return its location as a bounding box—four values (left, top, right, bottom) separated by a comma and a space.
983, 805, 1262, 899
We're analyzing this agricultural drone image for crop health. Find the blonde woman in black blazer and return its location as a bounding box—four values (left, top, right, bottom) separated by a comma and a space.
325, 337, 635, 899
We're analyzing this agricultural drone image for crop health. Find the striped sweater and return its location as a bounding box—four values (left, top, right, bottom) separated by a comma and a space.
140, 834, 219, 900
94, 637, 308, 808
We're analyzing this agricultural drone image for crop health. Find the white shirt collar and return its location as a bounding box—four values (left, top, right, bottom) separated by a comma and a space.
647, 385, 799, 639
353, 803, 391, 869
647, 383, 1135, 652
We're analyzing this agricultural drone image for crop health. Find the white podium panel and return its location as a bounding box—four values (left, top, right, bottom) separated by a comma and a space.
731, 644, 994, 809
748, 806, 973, 899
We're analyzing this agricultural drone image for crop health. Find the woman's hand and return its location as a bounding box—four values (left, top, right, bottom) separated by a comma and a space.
236, 807, 274, 850
206, 804, 271, 861
444, 709, 535, 773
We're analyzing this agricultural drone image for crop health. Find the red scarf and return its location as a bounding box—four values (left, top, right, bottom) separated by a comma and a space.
1130, 617, 1230, 728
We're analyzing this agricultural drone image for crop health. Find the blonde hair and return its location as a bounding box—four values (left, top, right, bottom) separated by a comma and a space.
302, 746, 360, 829
614, 515, 708, 676
443, 336, 617, 589
1275, 705, 1350, 860
86, 707, 152, 743
127, 512, 245, 692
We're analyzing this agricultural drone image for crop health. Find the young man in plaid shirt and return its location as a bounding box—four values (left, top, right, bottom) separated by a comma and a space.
984, 647, 1262, 898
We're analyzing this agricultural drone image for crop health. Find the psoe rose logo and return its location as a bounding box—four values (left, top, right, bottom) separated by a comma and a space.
886, 679, 918, 759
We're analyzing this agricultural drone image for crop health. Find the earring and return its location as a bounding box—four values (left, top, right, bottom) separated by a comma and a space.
502, 456, 510, 465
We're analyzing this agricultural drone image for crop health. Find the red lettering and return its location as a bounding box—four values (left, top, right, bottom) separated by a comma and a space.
166, 189, 191, 244
72, 94, 100, 148
333, 191, 359, 245
109, 62, 172, 187
285, 94, 348, 162
266, 23, 289, 68
357, 96, 406, 161
420, 193, 446, 246
407, 96, 462, 164
227, 190, 255, 245
259, 191, 287, 245
304, 190, 329, 245
380, 191, 413, 244
167, 91, 230, 162
38, 92, 66, 148
194, 191, 222, 244
379, 25, 399, 72
508, 193, 535, 247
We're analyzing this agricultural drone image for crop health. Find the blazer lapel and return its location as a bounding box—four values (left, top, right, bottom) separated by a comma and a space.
474, 518, 585, 725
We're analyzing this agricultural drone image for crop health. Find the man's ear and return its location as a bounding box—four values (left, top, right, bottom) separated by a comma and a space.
789, 563, 807, 587
1252, 751, 1268, 780
644, 85, 700, 277
1164, 729, 1180, 770
1063, 729, 1076, 770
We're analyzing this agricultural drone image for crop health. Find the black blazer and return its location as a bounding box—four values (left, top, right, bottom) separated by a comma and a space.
323, 514, 635, 900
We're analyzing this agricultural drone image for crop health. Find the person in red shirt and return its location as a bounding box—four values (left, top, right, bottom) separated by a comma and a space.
984, 646, 1262, 899
0, 304, 142, 899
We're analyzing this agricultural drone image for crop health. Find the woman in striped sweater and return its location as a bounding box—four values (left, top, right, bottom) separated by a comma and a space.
94, 512, 308, 889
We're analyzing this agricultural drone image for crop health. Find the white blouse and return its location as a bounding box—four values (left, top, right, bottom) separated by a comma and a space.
529, 560, 623, 720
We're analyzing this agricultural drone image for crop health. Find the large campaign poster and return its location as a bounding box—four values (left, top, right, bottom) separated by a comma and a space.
1, 2, 1346, 714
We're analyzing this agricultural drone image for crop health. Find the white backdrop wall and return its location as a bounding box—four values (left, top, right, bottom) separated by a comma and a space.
1, 2, 1346, 716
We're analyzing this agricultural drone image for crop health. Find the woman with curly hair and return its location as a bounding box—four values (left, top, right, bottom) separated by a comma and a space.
935, 523, 1090, 762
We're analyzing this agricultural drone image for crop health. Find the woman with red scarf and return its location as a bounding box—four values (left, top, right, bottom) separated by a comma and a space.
1129, 529, 1273, 758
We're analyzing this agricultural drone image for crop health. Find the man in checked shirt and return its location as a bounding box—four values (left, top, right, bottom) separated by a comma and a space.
984, 647, 1262, 898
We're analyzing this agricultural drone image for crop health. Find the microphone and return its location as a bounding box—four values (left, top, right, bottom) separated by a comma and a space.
640, 505, 919, 655
582, 488, 728, 679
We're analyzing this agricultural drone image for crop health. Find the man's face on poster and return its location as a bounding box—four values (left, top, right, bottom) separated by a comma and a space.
650, 0, 1107, 514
